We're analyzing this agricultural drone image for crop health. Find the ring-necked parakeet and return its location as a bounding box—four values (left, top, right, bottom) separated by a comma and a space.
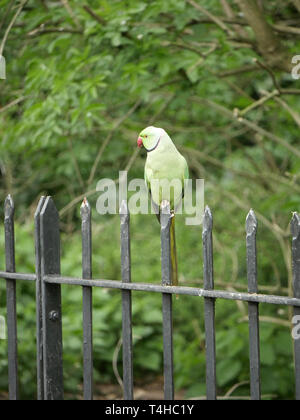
137, 126, 189, 287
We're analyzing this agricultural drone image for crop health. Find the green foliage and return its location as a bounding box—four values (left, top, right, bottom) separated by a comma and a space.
0, 0, 300, 399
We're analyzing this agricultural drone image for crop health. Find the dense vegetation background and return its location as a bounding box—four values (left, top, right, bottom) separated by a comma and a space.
0, 0, 300, 399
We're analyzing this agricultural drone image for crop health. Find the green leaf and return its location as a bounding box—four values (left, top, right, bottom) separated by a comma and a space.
217, 359, 242, 387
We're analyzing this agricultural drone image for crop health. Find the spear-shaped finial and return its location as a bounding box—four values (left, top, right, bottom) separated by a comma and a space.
0, 55, 6, 79
291, 212, 300, 240
120, 198, 129, 216
203, 205, 213, 235
160, 200, 171, 229
246, 209, 258, 236
80, 197, 91, 221
4, 194, 14, 219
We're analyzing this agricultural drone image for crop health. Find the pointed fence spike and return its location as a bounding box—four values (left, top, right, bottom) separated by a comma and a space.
291, 212, 300, 400
4, 195, 14, 219
160, 198, 174, 399
0, 55, 6, 79
81, 197, 90, 208
245, 208, 261, 400
80, 196, 93, 400
161, 200, 170, 213
119, 199, 129, 222
160, 201, 171, 229
119, 199, 128, 213
40, 196, 59, 218
81, 198, 91, 221
120, 198, 133, 400
34, 196, 46, 401
34, 196, 46, 219
4, 193, 18, 399
246, 209, 258, 235
202, 204, 217, 400
291, 212, 300, 240
246, 209, 258, 290
203, 206, 213, 234
40, 196, 63, 400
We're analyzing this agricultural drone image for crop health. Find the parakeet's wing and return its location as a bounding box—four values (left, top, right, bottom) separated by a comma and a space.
145, 164, 160, 220
182, 157, 189, 197
145, 154, 188, 215
144, 164, 152, 191
184, 159, 189, 182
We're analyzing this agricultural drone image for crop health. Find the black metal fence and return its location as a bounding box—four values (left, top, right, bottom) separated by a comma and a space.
0, 194, 300, 400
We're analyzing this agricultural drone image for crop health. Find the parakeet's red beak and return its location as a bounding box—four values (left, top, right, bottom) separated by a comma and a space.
137, 137, 143, 148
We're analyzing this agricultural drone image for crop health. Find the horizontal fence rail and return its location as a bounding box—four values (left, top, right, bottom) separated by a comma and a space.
0, 195, 300, 400
2, 272, 300, 306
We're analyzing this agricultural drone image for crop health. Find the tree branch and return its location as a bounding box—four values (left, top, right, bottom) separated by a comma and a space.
220, 0, 248, 38
87, 99, 142, 187
272, 23, 300, 36
237, 89, 279, 117
291, 0, 300, 13
60, 0, 82, 29
196, 97, 300, 159
234, 0, 291, 72
0, 0, 28, 56
183, 144, 300, 194
253, 58, 282, 92
68, 138, 84, 189
272, 95, 300, 129
82, 5, 105, 25
27, 26, 82, 37
219, 64, 259, 78
0, 96, 27, 113
186, 0, 234, 36
0, 0, 14, 33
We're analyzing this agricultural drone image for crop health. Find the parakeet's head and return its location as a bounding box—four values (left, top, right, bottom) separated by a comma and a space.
137, 126, 162, 152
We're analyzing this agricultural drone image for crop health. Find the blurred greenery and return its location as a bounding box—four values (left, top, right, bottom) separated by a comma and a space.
0, 0, 300, 400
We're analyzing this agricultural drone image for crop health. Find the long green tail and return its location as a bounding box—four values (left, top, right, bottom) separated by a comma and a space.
170, 215, 178, 287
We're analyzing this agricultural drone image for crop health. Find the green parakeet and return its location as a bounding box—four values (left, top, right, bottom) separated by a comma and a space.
137, 126, 189, 287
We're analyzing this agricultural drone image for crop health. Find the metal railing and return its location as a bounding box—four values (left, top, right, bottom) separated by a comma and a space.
0, 194, 300, 400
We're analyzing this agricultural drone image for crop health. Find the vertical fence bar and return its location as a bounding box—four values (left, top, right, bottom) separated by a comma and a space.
246, 209, 261, 400
291, 212, 300, 400
120, 200, 134, 400
81, 199, 93, 400
4, 195, 19, 400
34, 196, 46, 400
40, 197, 63, 400
160, 202, 174, 400
202, 206, 217, 400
